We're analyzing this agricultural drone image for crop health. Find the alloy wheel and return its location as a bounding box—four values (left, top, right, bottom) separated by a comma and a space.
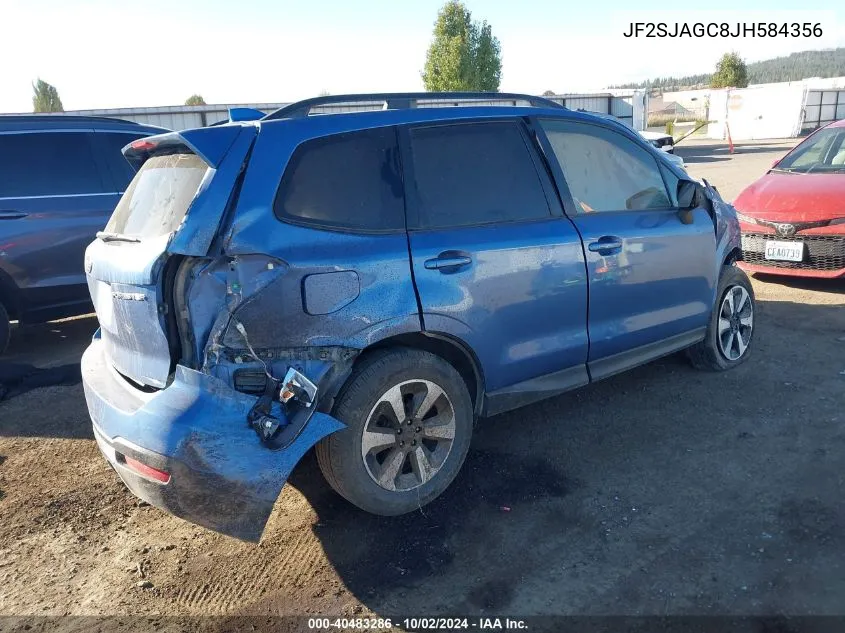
717, 285, 753, 361
360, 379, 456, 492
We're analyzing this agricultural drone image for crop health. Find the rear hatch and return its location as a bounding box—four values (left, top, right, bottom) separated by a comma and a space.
85, 125, 256, 388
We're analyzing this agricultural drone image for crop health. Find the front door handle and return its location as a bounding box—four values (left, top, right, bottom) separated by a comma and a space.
587, 236, 623, 255
424, 252, 473, 272
0, 210, 27, 220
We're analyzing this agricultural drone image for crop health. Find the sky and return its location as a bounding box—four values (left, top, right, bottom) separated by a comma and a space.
1, 0, 843, 113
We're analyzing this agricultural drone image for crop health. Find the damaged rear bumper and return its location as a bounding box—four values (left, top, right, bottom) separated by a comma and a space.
81, 336, 343, 542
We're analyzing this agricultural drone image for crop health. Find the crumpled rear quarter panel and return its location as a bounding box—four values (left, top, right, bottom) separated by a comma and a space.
82, 339, 343, 541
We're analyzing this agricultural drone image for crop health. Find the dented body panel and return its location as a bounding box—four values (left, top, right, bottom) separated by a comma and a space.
80, 101, 747, 542
82, 335, 343, 541
80, 116, 426, 541
219, 226, 421, 351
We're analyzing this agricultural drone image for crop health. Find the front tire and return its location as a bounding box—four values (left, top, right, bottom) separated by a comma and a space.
687, 265, 755, 371
316, 348, 473, 515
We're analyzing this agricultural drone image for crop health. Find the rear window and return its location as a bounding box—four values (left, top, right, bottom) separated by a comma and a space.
104, 153, 208, 239
274, 127, 405, 232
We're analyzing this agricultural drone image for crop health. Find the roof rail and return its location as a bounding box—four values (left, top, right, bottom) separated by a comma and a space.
263, 92, 566, 120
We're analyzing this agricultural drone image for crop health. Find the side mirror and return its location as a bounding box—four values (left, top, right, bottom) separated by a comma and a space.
676, 180, 700, 225
771, 158, 781, 168
677, 180, 699, 210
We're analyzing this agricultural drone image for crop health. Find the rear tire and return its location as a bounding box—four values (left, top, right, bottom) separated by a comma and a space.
687, 265, 755, 371
316, 348, 473, 515
0, 302, 10, 355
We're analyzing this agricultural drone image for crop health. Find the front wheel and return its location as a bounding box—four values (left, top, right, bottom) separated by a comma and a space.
316, 348, 473, 516
687, 265, 755, 371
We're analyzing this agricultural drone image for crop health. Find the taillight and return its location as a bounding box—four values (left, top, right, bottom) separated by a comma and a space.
129, 138, 157, 152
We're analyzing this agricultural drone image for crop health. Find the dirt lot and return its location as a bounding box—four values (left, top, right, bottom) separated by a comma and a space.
2, 139, 844, 626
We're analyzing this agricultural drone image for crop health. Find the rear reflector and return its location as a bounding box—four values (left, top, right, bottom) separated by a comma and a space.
123, 455, 171, 484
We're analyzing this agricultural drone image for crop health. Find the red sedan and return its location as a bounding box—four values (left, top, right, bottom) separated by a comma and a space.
734, 119, 845, 278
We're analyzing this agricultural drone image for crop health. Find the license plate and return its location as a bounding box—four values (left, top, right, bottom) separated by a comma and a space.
765, 240, 804, 262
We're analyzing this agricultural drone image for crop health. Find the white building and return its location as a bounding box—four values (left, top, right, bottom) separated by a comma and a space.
663, 77, 845, 140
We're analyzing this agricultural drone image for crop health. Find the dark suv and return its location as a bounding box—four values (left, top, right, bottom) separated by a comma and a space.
80, 93, 754, 541
0, 115, 167, 352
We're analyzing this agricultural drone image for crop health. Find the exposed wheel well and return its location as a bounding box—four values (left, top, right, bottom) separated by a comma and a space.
363, 332, 484, 417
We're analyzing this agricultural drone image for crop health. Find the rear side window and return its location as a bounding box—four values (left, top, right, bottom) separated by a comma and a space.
274, 127, 405, 231
0, 132, 105, 197
104, 153, 208, 239
540, 119, 672, 213
408, 122, 550, 229
97, 132, 145, 189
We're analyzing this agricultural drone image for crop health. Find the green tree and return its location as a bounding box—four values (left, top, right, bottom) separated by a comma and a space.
32, 78, 63, 113
542, 90, 556, 96
422, 1, 502, 92
711, 52, 749, 88
185, 94, 206, 106
610, 47, 845, 90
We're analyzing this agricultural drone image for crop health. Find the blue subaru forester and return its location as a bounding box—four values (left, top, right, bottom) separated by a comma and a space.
81, 93, 754, 541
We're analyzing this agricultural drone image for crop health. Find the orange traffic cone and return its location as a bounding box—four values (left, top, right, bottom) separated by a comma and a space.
726, 121, 734, 154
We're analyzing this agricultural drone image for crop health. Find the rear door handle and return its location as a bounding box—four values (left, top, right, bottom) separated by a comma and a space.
424, 252, 473, 272
587, 236, 623, 255
0, 210, 27, 220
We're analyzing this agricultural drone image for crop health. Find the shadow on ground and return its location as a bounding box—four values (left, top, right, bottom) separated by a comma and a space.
289, 445, 574, 608
0, 293, 843, 618
285, 298, 845, 616
0, 362, 82, 402
4, 315, 98, 366
0, 316, 96, 404
751, 273, 845, 296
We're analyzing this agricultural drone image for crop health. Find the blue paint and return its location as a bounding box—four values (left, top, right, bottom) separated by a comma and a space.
81, 98, 743, 540
302, 271, 360, 315
571, 209, 716, 360
408, 220, 588, 392
227, 108, 266, 123
168, 126, 257, 255
82, 336, 343, 541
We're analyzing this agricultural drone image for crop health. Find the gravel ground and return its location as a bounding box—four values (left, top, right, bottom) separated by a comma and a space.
1, 139, 843, 628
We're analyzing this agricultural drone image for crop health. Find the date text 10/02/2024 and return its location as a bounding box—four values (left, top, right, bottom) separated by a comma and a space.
307, 617, 529, 630
623, 22, 823, 38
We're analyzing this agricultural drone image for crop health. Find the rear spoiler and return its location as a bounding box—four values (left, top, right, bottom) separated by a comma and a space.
122, 125, 244, 170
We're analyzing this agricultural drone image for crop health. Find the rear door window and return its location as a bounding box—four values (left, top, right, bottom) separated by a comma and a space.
104, 153, 209, 239
407, 121, 551, 229
0, 131, 106, 197
274, 127, 405, 231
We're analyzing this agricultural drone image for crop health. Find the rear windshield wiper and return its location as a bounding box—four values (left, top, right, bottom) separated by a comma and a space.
96, 231, 141, 243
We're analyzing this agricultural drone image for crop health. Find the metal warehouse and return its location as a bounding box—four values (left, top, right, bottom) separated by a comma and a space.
38, 92, 649, 131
